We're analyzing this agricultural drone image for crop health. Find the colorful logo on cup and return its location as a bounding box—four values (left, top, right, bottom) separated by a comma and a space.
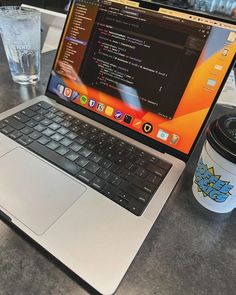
194, 158, 234, 203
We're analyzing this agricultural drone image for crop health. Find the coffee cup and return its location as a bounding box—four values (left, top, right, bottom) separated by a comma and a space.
192, 114, 236, 213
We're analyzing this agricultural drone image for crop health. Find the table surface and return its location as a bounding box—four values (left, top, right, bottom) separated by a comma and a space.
0, 44, 236, 295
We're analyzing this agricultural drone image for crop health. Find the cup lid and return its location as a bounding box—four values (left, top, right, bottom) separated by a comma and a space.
207, 114, 236, 164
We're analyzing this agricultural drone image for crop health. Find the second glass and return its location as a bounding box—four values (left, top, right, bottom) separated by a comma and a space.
0, 6, 41, 85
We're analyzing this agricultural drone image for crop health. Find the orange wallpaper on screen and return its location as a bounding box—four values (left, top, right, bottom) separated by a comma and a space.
59, 38, 236, 154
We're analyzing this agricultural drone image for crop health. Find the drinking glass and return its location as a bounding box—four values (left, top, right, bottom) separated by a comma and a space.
0, 6, 41, 84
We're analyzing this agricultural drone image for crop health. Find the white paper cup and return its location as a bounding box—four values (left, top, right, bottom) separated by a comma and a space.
192, 115, 236, 213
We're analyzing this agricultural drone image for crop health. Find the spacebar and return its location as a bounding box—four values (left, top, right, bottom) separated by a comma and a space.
28, 141, 81, 176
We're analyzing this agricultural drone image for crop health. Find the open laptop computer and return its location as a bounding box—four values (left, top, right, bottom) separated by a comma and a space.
0, 0, 235, 294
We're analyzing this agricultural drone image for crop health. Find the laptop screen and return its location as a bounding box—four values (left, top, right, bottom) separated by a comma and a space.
47, 0, 236, 156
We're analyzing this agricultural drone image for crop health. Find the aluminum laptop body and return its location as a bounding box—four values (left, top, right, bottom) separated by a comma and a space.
0, 1, 235, 294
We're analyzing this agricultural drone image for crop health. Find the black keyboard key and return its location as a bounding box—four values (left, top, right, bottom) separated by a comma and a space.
90, 127, 99, 133
115, 157, 125, 165
4, 117, 25, 130
37, 136, 51, 145
86, 162, 100, 174
149, 156, 158, 163
76, 156, 89, 168
64, 114, 74, 121
106, 152, 114, 160
66, 151, 79, 162
28, 131, 41, 140
13, 113, 30, 123
26, 120, 38, 128
57, 110, 66, 117
60, 137, 73, 147
99, 158, 112, 169
66, 132, 77, 140
28, 141, 81, 176
86, 142, 96, 150
77, 169, 94, 183
61, 120, 72, 128
157, 160, 172, 171
99, 169, 111, 180
0, 121, 6, 129
113, 195, 128, 208
70, 142, 82, 152
132, 177, 157, 194
53, 116, 64, 124
29, 104, 40, 112
110, 164, 120, 174
136, 158, 148, 167
46, 141, 60, 151
51, 133, 64, 142
49, 107, 58, 113
89, 153, 102, 163
87, 134, 97, 142
73, 119, 81, 126
21, 126, 33, 135
78, 130, 89, 138
146, 163, 166, 178
17, 135, 33, 146
135, 167, 149, 178
37, 101, 52, 109
37, 108, 48, 116
56, 146, 70, 156
34, 124, 46, 132
75, 137, 87, 145
48, 122, 60, 131
42, 128, 55, 137
119, 168, 133, 180
21, 109, 36, 118
126, 199, 144, 216
80, 122, 91, 130
120, 182, 150, 203
137, 150, 148, 158
2, 125, 14, 134
57, 127, 69, 135
41, 118, 52, 126
146, 173, 162, 186
91, 177, 106, 191
79, 147, 92, 158
102, 184, 116, 199
126, 151, 138, 161
33, 114, 44, 122
108, 175, 122, 186
9, 130, 22, 139
117, 190, 132, 202
45, 112, 56, 120
115, 148, 124, 156
70, 125, 80, 132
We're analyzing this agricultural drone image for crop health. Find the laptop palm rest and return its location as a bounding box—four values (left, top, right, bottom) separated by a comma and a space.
0, 147, 86, 235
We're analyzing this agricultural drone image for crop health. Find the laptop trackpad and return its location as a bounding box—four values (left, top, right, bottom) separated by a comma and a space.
0, 147, 86, 235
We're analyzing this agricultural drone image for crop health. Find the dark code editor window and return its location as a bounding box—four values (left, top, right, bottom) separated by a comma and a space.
79, 1, 210, 119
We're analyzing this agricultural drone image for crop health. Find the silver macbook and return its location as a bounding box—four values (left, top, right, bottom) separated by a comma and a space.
0, 0, 235, 294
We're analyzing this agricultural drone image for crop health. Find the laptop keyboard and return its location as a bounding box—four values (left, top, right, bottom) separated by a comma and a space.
0, 101, 172, 216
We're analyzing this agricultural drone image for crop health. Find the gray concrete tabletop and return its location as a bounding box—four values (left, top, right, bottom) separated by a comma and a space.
0, 42, 236, 295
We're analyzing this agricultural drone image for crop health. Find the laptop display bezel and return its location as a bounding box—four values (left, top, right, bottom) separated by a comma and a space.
45, 0, 236, 163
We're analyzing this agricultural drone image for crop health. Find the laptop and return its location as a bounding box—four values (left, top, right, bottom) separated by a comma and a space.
0, 0, 235, 294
